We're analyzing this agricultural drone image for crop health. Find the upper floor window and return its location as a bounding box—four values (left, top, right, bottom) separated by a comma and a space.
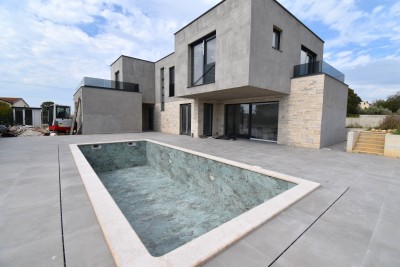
191, 32, 216, 86
300, 45, 316, 65
272, 27, 281, 50
299, 45, 317, 75
169, 67, 175, 97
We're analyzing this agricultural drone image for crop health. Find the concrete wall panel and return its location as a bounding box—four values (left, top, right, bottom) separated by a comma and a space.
80, 87, 142, 135
320, 75, 348, 147
249, 0, 324, 94
111, 56, 155, 104
174, 0, 252, 97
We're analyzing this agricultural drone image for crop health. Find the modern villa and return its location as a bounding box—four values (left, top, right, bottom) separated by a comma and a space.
4, 2, 400, 267
74, 0, 348, 149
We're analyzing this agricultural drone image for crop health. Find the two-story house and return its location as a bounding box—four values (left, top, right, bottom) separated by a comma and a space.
74, 0, 348, 149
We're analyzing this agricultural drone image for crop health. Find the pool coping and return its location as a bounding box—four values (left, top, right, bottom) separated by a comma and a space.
69, 139, 320, 267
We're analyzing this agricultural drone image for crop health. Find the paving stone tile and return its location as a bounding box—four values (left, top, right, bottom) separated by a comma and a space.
0, 236, 63, 267
0, 201, 61, 251
1, 178, 59, 209
203, 239, 269, 267
64, 225, 115, 267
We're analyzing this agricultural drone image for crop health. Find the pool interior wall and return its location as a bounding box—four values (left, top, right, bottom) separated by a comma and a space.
79, 141, 296, 257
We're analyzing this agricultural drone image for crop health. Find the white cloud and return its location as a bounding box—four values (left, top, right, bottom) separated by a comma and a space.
278, 0, 400, 48
341, 57, 400, 101
1, 0, 399, 107
278, 0, 400, 101
0, 0, 217, 106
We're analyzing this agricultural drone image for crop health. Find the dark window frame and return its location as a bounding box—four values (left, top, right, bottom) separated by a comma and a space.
115, 71, 120, 89
203, 103, 213, 136
160, 68, 165, 111
224, 101, 279, 142
300, 45, 317, 74
301, 45, 317, 62
272, 27, 281, 50
190, 31, 216, 87
180, 103, 191, 136
169, 66, 175, 97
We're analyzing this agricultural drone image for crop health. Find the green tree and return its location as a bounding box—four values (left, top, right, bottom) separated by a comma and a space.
41, 101, 54, 124
384, 92, 400, 113
0, 101, 13, 125
373, 92, 400, 113
347, 88, 362, 115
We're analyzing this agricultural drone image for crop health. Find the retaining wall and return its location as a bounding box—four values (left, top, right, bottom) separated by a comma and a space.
346, 115, 386, 128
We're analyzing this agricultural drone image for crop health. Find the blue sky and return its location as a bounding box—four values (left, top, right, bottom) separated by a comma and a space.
0, 0, 399, 108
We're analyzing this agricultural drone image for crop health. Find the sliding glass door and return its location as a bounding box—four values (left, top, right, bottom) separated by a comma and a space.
225, 102, 278, 141
225, 104, 250, 137
250, 103, 279, 141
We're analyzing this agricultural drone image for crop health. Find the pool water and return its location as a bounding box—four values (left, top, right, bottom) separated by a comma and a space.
79, 141, 295, 257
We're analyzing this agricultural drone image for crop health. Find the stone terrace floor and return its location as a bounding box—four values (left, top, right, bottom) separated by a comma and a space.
0, 132, 399, 266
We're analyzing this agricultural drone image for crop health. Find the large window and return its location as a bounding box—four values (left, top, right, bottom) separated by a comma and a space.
191, 33, 216, 86
300, 45, 316, 65
160, 68, 165, 111
225, 102, 279, 142
180, 104, 191, 135
169, 67, 175, 97
272, 27, 281, 50
299, 45, 317, 75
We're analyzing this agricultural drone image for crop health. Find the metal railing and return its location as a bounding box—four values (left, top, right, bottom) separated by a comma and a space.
77, 77, 139, 92
293, 60, 345, 83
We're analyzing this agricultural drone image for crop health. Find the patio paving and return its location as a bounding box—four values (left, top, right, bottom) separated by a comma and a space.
0, 132, 399, 266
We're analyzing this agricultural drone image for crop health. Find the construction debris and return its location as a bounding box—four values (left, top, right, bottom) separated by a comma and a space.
0, 125, 50, 137
0, 125, 7, 134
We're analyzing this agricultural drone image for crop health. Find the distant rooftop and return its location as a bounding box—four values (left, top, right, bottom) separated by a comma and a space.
0, 97, 23, 104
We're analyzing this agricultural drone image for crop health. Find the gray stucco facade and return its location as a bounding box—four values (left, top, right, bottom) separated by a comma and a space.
77, 0, 348, 148
74, 87, 142, 135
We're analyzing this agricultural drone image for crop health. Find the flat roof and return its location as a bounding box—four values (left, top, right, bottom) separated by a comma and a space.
111, 0, 324, 66
155, 52, 175, 63
110, 55, 155, 67
174, 0, 324, 43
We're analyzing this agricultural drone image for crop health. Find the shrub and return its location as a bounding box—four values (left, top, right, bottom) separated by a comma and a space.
346, 114, 360, 118
378, 114, 400, 130
358, 106, 392, 115
346, 123, 362, 128
0, 108, 13, 126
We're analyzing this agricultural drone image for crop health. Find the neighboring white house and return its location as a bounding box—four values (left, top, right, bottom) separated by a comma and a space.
0, 97, 42, 127
358, 101, 371, 110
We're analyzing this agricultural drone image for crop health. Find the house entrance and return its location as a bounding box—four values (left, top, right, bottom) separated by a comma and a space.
225, 102, 279, 142
15, 109, 23, 125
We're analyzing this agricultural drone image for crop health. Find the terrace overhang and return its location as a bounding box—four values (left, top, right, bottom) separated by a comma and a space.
178, 86, 287, 101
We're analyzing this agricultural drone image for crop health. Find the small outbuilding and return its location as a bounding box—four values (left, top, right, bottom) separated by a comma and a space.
0, 97, 42, 127
12, 107, 42, 127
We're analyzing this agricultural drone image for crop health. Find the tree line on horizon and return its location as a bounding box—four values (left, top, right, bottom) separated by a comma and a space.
347, 89, 400, 116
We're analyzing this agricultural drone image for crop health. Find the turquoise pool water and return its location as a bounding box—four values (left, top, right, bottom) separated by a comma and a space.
79, 141, 296, 257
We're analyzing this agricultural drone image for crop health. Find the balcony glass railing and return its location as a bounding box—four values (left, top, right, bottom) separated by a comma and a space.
293, 60, 345, 83
77, 77, 139, 92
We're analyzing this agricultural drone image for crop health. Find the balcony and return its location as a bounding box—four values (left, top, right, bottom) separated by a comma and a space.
77, 77, 139, 92
293, 61, 345, 83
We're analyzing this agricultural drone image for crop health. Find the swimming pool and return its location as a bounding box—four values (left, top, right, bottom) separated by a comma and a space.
70, 140, 319, 266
